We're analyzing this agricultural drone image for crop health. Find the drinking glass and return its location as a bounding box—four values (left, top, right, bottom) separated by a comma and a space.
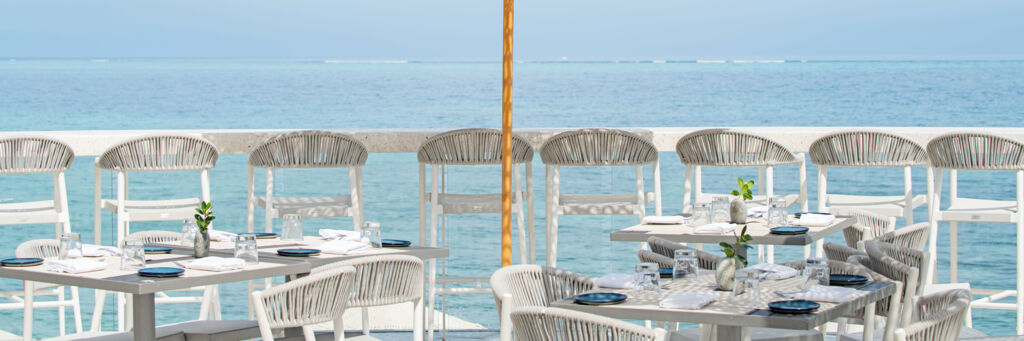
767, 196, 788, 227
733, 268, 764, 301
634, 262, 661, 294
802, 257, 830, 290
281, 214, 303, 241
689, 203, 711, 226
120, 240, 146, 271
361, 221, 382, 248
181, 218, 197, 247
59, 232, 82, 260
234, 234, 258, 264
673, 249, 699, 281
711, 197, 730, 223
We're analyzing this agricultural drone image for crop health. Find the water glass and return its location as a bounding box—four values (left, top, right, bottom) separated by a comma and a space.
767, 196, 788, 227
120, 240, 146, 271
59, 232, 82, 260
689, 203, 711, 226
673, 249, 699, 281
181, 219, 197, 247
281, 214, 303, 241
634, 262, 661, 293
234, 234, 258, 264
711, 197, 730, 223
802, 257, 830, 290
361, 221, 382, 248
733, 268, 764, 301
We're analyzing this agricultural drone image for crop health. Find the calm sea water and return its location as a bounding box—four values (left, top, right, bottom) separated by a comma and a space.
0, 59, 1022, 337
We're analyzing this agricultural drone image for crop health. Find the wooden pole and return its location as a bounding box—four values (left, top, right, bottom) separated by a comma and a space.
500, 0, 514, 267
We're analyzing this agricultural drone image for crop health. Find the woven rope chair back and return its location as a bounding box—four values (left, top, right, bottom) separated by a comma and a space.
248, 130, 367, 168
899, 289, 971, 341
491, 264, 595, 309
540, 128, 657, 166
843, 209, 896, 248
0, 137, 74, 174
676, 129, 798, 166
323, 255, 424, 307
809, 131, 927, 167
417, 128, 533, 165
865, 241, 925, 297
98, 135, 218, 171
255, 265, 356, 329
126, 230, 182, 244
15, 239, 61, 259
926, 133, 1024, 170
511, 306, 660, 341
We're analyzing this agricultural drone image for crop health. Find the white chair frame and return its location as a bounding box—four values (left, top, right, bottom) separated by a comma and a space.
252, 265, 357, 341
315, 255, 425, 341
11, 240, 82, 341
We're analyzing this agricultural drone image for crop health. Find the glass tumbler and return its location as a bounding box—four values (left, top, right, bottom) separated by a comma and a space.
59, 232, 83, 259
634, 262, 661, 293
802, 257, 830, 290
361, 221, 382, 248
120, 240, 146, 271
733, 268, 764, 301
181, 218, 197, 247
767, 196, 789, 227
690, 203, 711, 226
234, 234, 258, 264
673, 249, 699, 281
281, 214, 303, 241
711, 197, 730, 223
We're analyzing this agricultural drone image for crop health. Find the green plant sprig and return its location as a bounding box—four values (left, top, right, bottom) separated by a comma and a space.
194, 201, 215, 234
731, 177, 754, 201
719, 225, 753, 266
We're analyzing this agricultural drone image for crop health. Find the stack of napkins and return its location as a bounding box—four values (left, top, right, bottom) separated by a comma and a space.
208, 230, 238, 242
791, 286, 857, 303
595, 273, 636, 289
659, 293, 718, 310
747, 263, 798, 280
47, 259, 107, 274
747, 206, 769, 219
321, 240, 370, 255
693, 223, 738, 234
790, 213, 835, 227
82, 244, 121, 257
642, 216, 687, 225
187, 257, 245, 272
318, 229, 360, 241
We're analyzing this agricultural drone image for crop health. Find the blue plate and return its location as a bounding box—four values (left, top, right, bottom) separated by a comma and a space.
138, 267, 185, 278
382, 239, 411, 247
247, 232, 278, 239
144, 246, 172, 254
1, 258, 44, 267
768, 300, 820, 314
770, 226, 810, 235
793, 212, 829, 218
830, 274, 868, 286
574, 293, 628, 306
277, 248, 321, 257
659, 267, 673, 278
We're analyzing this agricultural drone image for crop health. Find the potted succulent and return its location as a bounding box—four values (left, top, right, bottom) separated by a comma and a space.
716, 225, 752, 290
730, 177, 754, 223
193, 201, 215, 258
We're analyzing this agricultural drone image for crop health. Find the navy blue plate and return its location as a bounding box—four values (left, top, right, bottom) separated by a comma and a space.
1, 258, 44, 267
770, 226, 810, 235
830, 274, 869, 286
574, 293, 628, 306
144, 246, 173, 254
659, 267, 673, 278
277, 248, 321, 257
382, 239, 411, 247
138, 267, 185, 278
251, 232, 278, 239
768, 300, 820, 314
793, 212, 829, 218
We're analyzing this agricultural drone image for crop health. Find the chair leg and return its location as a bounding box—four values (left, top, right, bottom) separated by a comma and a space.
199, 286, 213, 320
71, 286, 82, 333
23, 281, 33, 341
90, 290, 106, 332
58, 286, 66, 335
414, 298, 424, 341
361, 307, 370, 335
334, 317, 346, 341
302, 325, 315, 341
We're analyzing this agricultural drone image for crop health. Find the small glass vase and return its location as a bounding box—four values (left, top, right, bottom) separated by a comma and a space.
194, 230, 210, 258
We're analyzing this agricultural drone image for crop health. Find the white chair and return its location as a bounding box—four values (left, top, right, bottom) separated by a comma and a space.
315, 255, 424, 341
490, 264, 595, 341
893, 289, 972, 341
925, 132, 1024, 333
0, 137, 79, 340
93, 134, 220, 329
540, 128, 662, 267
640, 236, 722, 270
252, 265, 357, 341
676, 129, 808, 262
809, 131, 928, 225
824, 209, 930, 263
510, 306, 667, 341
11, 240, 82, 340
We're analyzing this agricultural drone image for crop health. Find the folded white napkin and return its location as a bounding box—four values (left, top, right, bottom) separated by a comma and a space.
47, 259, 107, 274
642, 215, 688, 225
595, 273, 636, 289
208, 230, 237, 242
318, 229, 360, 241
320, 240, 371, 255
693, 223, 738, 234
747, 263, 798, 280
747, 206, 769, 218
790, 213, 835, 227
659, 293, 718, 310
186, 257, 245, 272
82, 244, 121, 257
791, 285, 857, 303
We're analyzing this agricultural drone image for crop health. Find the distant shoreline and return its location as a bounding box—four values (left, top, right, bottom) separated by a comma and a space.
3, 58, 1023, 63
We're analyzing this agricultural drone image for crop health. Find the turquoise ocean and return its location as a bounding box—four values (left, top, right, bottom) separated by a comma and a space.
0, 59, 1022, 337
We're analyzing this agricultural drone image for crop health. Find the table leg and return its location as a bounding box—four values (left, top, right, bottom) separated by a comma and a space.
23, 281, 33, 341
863, 302, 876, 341
716, 325, 747, 341
131, 293, 155, 340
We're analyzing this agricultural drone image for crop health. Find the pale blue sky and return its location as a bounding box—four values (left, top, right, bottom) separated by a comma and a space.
1, 0, 1021, 60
